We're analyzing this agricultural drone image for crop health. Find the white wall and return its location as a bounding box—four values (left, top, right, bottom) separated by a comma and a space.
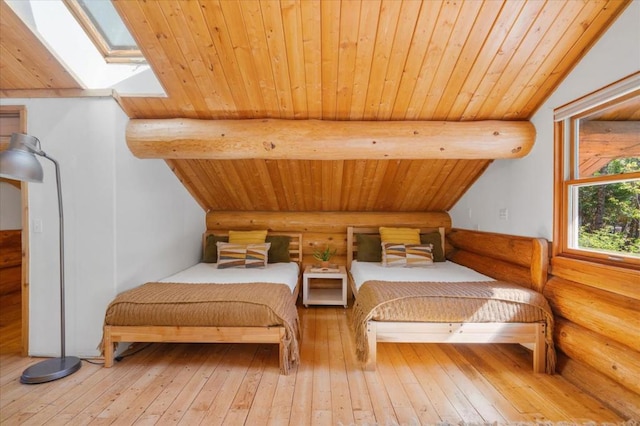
0, 96, 204, 357
449, 0, 640, 240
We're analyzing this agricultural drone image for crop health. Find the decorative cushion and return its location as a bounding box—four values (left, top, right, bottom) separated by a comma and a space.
382, 243, 434, 267
216, 242, 271, 269
202, 234, 229, 263
266, 235, 291, 263
356, 233, 382, 262
420, 232, 445, 262
228, 230, 268, 244
379, 227, 421, 244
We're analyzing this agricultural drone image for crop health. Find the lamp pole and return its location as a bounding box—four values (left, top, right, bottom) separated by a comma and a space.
50, 154, 67, 358
0, 133, 81, 384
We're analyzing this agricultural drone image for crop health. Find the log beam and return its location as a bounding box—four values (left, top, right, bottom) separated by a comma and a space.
554, 318, 640, 396
544, 276, 640, 353
446, 228, 549, 292
126, 119, 535, 160
205, 210, 451, 233
556, 354, 640, 420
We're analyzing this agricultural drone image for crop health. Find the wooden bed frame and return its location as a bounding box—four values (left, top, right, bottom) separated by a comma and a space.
103, 231, 303, 373
346, 226, 550, 373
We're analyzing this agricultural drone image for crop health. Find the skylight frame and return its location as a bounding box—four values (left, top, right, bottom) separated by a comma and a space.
62, 0, 145, 64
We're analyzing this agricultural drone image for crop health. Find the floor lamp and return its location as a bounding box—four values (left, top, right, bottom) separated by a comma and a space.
0, 133, 81, 384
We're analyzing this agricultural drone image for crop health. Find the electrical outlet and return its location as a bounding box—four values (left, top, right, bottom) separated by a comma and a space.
499, 208, 508, 220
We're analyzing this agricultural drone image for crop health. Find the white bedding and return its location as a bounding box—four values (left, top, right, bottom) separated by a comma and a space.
350, 260, 494, 291
160, 262, 300, 293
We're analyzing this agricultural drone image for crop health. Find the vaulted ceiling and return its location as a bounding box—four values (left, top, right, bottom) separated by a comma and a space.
0, 0, 631, 213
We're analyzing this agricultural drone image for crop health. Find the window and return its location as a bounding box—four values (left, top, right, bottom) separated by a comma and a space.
63, 0, 145, 64
554, 73, 640, 267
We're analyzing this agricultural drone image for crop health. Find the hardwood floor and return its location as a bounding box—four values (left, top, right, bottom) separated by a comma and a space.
0, 300, 629, 425
0, 291, 21, 356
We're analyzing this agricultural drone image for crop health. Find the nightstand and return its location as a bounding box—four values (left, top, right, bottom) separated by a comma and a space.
303, 265, 348, 308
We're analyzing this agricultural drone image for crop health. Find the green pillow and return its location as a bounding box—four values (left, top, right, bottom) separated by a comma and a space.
266, 235, 291, 263
356, 234, 382, 262
202, 234, 229, 263
420, 232, 445, 262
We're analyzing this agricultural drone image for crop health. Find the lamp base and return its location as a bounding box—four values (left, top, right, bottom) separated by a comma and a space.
20, 356, 82, 384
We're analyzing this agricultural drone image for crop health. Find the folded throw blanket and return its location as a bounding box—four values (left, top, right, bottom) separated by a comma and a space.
102, 282, 300, 374
352, 280, 555, 373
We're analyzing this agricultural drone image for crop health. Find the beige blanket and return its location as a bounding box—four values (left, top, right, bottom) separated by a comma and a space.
103, 282, 300, 374
353, 280, 555, 373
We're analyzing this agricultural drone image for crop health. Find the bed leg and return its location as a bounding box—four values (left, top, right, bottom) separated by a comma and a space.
533, 323, 546, 374
278, 328, 286, 374
103, 326, 113, 368
365, 321, 376, 371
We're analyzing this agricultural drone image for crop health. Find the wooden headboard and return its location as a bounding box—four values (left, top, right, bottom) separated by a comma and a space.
202, 231, 303, 266
346, 226, 445, 270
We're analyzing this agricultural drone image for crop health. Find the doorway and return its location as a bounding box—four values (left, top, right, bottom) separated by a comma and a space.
0, 105, 29, 356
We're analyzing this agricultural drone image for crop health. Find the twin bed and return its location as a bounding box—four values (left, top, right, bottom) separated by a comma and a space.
347, 226, 555, 374
102, 231, 302, 374
101, 226, 555, 375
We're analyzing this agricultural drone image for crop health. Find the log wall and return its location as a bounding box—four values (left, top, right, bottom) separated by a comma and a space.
446, 228, 548, 292
547, 257, 640, 419
205, 211, 451, 268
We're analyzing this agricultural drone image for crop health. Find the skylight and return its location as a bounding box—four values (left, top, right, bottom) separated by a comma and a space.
63, 0, 145, 64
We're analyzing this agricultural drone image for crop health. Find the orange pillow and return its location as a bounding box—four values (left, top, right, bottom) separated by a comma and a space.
379, 227, 421, 244
228, 230, 268, 244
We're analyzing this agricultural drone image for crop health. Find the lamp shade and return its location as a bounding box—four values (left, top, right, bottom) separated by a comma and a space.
0, 133, 44, 183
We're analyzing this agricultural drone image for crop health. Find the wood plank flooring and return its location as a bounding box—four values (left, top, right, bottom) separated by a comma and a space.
0, 299, 629, 425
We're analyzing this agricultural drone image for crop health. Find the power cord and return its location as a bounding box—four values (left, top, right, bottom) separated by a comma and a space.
81, 358, 104, 366
79, 343, 153, 366
113, 342, 153, 362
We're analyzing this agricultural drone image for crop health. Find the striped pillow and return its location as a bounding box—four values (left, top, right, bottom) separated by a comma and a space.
216, 242, 271, 269
382, 243, 434, 267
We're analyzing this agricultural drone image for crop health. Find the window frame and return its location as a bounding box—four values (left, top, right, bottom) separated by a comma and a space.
553, 72, 640, 268
63, 0, 145, 64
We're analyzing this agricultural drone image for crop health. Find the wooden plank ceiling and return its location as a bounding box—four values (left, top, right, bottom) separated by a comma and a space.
0, 0, 631, 213
0, 1, 82, 91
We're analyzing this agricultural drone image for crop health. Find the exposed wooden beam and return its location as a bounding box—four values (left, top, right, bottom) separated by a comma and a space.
126, 119, 535, 160
205, 210, 452, 233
